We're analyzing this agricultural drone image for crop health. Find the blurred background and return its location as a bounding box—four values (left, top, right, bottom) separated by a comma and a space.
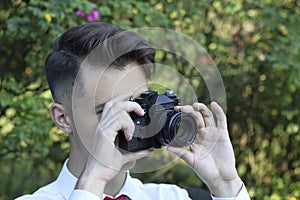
0, 0, 299, 199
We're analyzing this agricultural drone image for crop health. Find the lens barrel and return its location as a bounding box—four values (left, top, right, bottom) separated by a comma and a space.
158, 112, 197, 147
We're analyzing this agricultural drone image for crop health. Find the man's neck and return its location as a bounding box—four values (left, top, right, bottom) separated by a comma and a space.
68, 148, 127, 197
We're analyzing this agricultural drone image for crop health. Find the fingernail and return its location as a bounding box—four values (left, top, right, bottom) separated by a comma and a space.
174, 106, 181, 111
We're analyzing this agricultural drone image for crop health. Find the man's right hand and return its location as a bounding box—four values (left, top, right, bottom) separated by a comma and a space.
75, 93, 150, 197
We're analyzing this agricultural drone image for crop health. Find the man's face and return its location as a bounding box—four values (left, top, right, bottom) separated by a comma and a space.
70, 62, 148, 155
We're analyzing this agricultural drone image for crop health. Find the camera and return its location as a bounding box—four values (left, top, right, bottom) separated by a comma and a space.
118, 90, 197, 152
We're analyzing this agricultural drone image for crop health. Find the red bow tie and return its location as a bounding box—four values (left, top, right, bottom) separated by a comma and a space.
104, 195, 127, 200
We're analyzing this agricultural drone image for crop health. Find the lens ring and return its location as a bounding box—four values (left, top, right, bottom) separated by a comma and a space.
167, 112, 197, 147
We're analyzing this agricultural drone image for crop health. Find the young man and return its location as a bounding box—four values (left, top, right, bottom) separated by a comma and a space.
17, 22, 250, 200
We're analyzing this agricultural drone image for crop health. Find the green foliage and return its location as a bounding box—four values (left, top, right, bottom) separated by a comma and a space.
0, 0, 299, 199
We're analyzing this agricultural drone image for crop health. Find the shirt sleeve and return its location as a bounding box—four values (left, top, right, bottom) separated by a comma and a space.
211, 184, 250, 200
69, 190, 101, 200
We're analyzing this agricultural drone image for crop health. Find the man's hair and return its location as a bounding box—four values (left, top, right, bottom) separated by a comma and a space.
45, 22, 155, 105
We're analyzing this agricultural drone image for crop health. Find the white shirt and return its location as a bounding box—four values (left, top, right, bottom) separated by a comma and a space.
16, 159, 250, 200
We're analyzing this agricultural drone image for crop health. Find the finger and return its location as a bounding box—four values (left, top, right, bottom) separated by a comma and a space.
193, 103, 215, 127
95, 123, 118, 144
117, 113, 136, 141
175, 105, 205, 129
122, 150, 151, 164
211, 102, 227, 129
167, 146, 194, 167
101, 101, 144, 125
101, 92, 133, 119
101, 112, 135, 141
108, 101, 144, 119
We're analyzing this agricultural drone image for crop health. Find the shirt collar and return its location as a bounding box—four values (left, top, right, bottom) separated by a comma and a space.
111, 172, 141, 199
56, 159, 144, 200
55, 159, 78, 199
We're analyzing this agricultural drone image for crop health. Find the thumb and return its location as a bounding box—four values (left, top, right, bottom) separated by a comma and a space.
123, 150, 150, 164
167, 146, 194, 167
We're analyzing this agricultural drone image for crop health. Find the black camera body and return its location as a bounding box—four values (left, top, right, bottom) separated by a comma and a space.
118, 90, 197, 152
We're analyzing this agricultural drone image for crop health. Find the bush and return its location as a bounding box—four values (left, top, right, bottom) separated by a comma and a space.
0, 0, 299, 199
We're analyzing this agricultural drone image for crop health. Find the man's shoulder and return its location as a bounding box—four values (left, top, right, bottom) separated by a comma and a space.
15, 181, 63, 200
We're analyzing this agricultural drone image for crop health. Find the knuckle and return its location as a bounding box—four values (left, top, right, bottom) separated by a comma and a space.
193, 102, 205, 111
131, 101, 141, 109
181, 105, 193, 112
203, 109, 212, 117
114, 101, 123, 109
112, 102, 125, 113
193, 102, 200, 108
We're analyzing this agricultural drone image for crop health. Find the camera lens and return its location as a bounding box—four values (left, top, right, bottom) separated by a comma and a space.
159, 112, 197, 147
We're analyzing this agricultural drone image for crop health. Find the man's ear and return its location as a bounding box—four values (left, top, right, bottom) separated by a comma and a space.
50, 103, 72, 134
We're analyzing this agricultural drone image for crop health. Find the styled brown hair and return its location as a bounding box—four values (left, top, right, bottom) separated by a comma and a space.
45, 22, 155, 105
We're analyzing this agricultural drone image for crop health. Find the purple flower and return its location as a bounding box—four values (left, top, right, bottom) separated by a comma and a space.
87, 10, 99, 22
76, 10, 85, 17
